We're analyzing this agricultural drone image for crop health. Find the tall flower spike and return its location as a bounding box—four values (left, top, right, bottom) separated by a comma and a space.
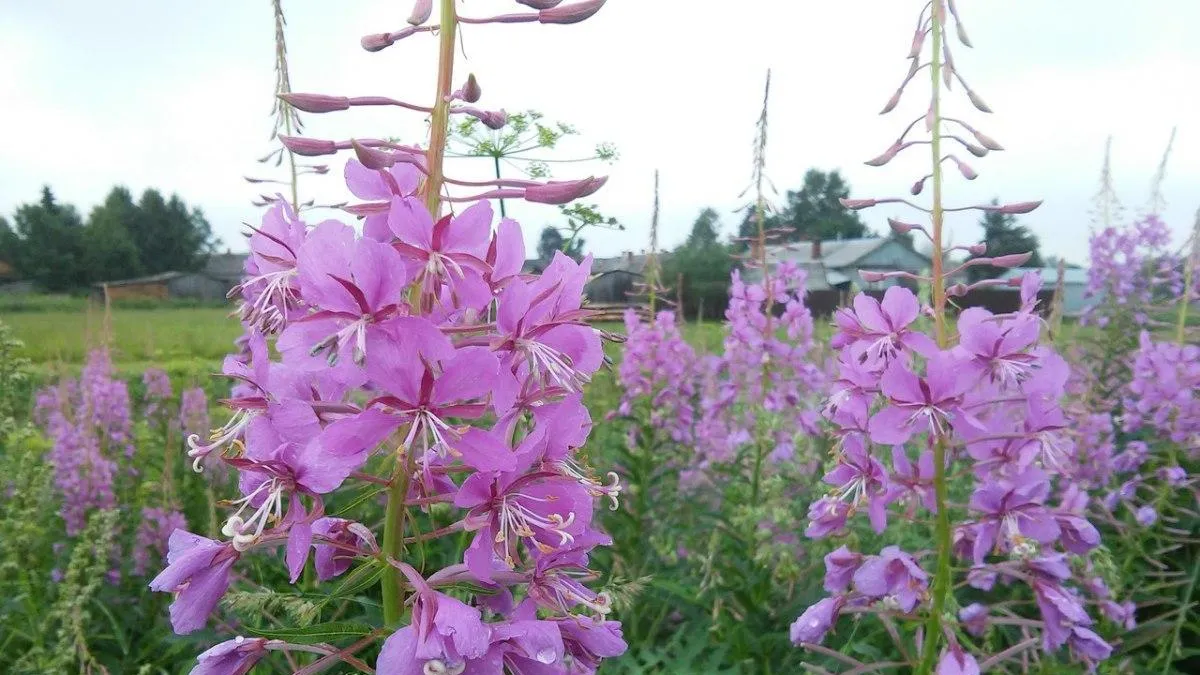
158, 0, 624, 670
793, 3, 1103, 673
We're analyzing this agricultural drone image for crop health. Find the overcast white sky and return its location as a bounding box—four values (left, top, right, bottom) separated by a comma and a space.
3, 1, 1198, 265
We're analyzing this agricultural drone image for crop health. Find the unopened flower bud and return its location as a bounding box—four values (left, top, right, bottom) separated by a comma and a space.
907, 28, 927, 59
279, 136, 337, 156
963, 142, 988, 158
518, 0, 565, 7
953, 157, 978, 180
361, 33, 395, 52
408, 0, 433, 25
966, 87, 992, 113
539, 0, 606, 24
971, 129, 1004, 151
910, 177, 926, 196
967, 243, 987, 256
947, 283, 969, 297
525, 176, 607, 204
860, 270, 886, 282
994, 200, 1042, 214
839, 198, 877, 210
461, 74, 482, 103
361, 26, 419, 52
991, 252, 1033, 268
879, 89, 903, 115
865, 143, 902, 167
352, 140, 396, 170
279, 93, 350, 114
888, 218, 917, 234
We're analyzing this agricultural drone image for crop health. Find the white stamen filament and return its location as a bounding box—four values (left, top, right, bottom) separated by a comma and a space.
187, 408, 258, 472
552, 459, 621, 511
223, 477, 286, 551
235, 269, 298, 333
519, 339, 589, 392
495, 493, 577, 563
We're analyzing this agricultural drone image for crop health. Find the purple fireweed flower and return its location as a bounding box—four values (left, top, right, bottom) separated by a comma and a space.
283, 220, 411, 368
966, 468, 1060, 563
936, 645, 980, 675
831, 287, 937, 368
1033, 580, 1098, 654
133, 507, 188, 576
1159, 465, 1187, 486
485, 217, 526, 290
492, 274, 603, 393
149, 530, 240, 634
345, 338, 514, 467
233, 201, 309, 333
890, 445, 937, 512
310, 517, 379, 581
190, 636, 269, 675
869, 352, 979, 444
527, 534, 614, 617
823, 546, 863, 593
1100, 599, 1137, 630
820, 436, 893, 533
143, 368, 173, 421
376, 562, 492, 675
1135, 504, 1158, 526
959, 603, 989, 637
554, 616, 627, 674
955, 307, 1040, 388
388, 197, 493, 309
456, 460, 594, 581
804, 497, 852, 539
789, 596, 845, 646
851, 546, 929, 612
345, 158, 422, 241
824, 355, 880, 416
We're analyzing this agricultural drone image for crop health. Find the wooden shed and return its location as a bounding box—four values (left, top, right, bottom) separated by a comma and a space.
92, 271, 233, 302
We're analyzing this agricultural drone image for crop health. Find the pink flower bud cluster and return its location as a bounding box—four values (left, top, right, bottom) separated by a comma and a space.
797, 277, 1116, 668
156, 157, 626, 672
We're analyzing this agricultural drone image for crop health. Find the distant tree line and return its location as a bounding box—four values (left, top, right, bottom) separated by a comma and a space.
0, 186, 219, 292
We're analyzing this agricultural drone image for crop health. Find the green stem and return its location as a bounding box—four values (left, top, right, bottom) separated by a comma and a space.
381, 0, 458, 627
381, 448, 411, 627
919, 5, 951, 673
422, 0, 459, 216
1177, 238, 1195, 345
493, 155, 506, 217
1162, 554, 1200, 674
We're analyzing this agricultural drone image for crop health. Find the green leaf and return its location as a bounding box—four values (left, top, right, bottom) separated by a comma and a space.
245, 621, 374, 645
322, 559, 386, 604
333, 485, 387, 517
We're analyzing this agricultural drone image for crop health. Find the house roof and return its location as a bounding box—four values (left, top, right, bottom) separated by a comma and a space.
92, 271, 189, 288
204, 253, 249, 281
763, 237, 932, 269
999, 267, 1089, 285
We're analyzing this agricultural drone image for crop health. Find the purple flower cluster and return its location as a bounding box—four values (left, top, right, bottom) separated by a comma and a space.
35, 349, 132, 536
1082, 215, 1181, 328
1124, 331, 1200, 446
798, 280, 1115, 665
615, 309, 697, 444
133, 506, 188, 577
154, 161, 625, 670
694, 263, 825, 471
143, 367, 174, 425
